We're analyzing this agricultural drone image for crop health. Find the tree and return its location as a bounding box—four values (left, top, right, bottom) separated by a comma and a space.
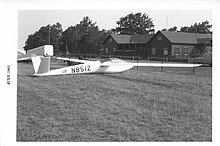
24, 22, 63, 55
168, 26, 178, 32
180, 21, 212, 34
162, 26, 178, 32
59, 16, 106, 55
113, 12, 155, 35
59, 26, 79, 55
24, 26, 49, 51
49, 23, 63, 55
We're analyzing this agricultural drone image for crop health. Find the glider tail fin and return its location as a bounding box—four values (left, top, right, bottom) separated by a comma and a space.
31, 56, 50, 75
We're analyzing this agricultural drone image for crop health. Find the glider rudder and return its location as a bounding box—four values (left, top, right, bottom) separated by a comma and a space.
31, 56, 50, 75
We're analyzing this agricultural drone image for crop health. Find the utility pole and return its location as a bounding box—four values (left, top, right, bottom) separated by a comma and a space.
48, 25, 51, 45
166, 16, 168, 30
66, 44, 69, 56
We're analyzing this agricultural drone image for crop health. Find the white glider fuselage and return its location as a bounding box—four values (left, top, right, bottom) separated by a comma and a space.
96, 59, 134, 73
34, 60, 133, 76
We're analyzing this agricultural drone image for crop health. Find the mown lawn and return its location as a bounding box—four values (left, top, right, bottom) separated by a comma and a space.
17, 61, 212, 141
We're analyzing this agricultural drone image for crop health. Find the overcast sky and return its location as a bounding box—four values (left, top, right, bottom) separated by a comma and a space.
18, 10, 212, 50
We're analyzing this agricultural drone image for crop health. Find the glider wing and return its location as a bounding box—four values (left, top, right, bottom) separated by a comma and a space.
56, 57, 95, 64
101, 62, 202, 68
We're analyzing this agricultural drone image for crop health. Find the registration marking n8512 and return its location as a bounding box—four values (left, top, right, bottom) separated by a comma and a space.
71, 65, 91, 73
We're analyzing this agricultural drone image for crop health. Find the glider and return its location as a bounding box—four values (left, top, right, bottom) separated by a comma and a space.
31, 56, 202, 76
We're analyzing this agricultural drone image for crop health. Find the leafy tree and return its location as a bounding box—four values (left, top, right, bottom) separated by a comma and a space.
24, 27, 49, 51
49, 23, 63, 55
113, 12, 155, 35
180, 21, 212, 34
168, 26, 178, 32
60, 16, 106, 55
59, 26, 79, 55
162, 26, 178, 32
24, 22, 63, 55
104, 29, 115, 35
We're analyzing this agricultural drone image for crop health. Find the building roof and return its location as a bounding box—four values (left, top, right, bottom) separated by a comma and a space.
110, 34, 131, 44
160, 31, 212, 44
197, 38, 212, 44
109, 34, 154, 44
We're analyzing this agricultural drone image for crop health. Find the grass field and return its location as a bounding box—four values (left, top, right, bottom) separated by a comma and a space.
17, 60, 212, 141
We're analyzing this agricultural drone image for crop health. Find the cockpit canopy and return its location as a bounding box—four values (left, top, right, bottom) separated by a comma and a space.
100, 58, 128, 63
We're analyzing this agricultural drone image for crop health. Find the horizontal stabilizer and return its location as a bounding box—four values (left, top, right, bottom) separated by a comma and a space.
17, 57, 31, 61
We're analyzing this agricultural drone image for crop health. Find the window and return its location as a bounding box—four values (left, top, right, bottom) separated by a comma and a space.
163, 48, 168, 55
152, 48, 156, 55
109, 38, 112, 42
113, 48, 116, 52
158, 36, 162, 40
183, 48, 188, 55
106, 48, 108, 54
174, 48, 180, 55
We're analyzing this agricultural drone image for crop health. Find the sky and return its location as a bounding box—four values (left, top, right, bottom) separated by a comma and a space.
18, 10, 212, 51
